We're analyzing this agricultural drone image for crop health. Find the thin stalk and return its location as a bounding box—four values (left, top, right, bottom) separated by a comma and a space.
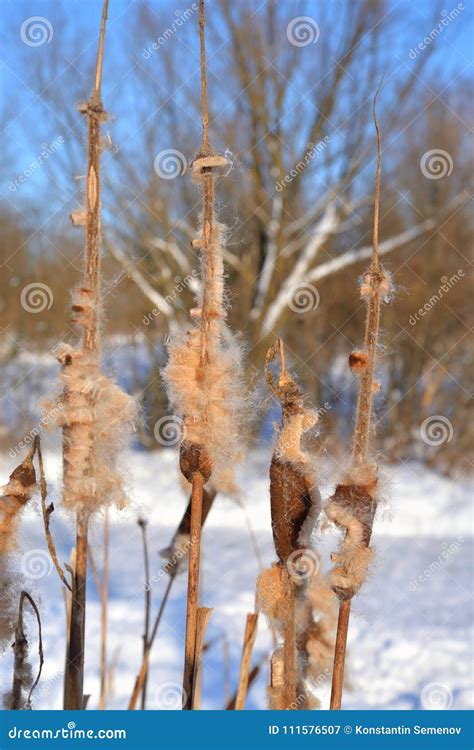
330, 78, 384, 711
36, 437, 71, 592
329, 599, 351, 710
128, 574, 174, 710
282, 571, 297, 709
138, 518, 151, 710
99, 509, 109, 710
128, 484, 215, 711
234, 613, 258, 710
63, 0, 109, 710
182, 471, 204, 710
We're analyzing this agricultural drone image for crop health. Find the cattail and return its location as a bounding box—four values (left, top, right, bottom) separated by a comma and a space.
328, 79, 392, 710
257, 340, 321, 709
162, 0, 246, 710
41, 0, 137, 710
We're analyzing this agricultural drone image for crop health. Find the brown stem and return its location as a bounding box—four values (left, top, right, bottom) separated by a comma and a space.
199, 0, 209, 152
98, 509, 109, 710
331, 79, 385, 710
182, 471, 204, 710
282, 571, 297, 709
234, 613, 258, 710
64, 513, 89, 710
329, 599, 351, 710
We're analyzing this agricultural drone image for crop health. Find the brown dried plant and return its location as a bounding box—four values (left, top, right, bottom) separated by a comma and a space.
162, 0, 246, 710
41, 0, 136, 709
327, 79, 391, 710
257, 339, 323, 709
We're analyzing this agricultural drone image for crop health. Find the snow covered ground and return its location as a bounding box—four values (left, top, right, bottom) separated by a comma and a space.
0, 446, 472, 711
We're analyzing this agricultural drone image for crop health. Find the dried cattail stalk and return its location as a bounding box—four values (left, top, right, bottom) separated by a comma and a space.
258, 340, 322, 710
162, 0, 246, 710
128, 485, 216, 711
328, 79, 391, 710
39, 0, 137, 711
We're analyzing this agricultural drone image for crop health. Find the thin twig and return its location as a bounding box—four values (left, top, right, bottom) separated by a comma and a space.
11, 591, 44, 710
128, 574, 175, 710
138, 517, 151, 710
36, 437, 71, 592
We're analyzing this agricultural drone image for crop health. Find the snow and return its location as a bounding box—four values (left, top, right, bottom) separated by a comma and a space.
0, 446, 472, 711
